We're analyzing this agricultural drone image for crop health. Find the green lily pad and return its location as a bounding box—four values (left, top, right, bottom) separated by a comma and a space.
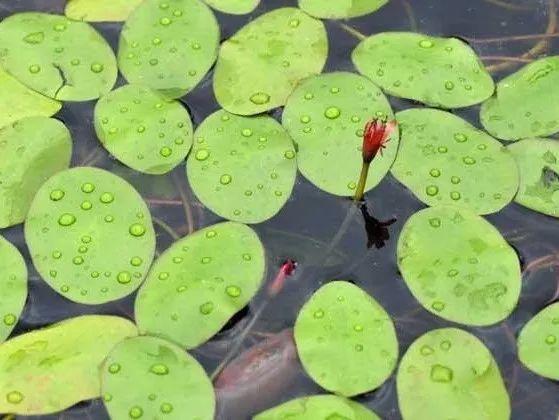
397, 206, 521, 326
135, 222, 265, 349
518, 302, 559, 380
213, 7, 328, 115
0, 315, 137, 415
0, 13, 117, 101
254, 394, 380, 420
352, 32, 494, 109
118, 0, 220, 98
0, 235, 27, 343
25, 167, 156, 305
298, 0, 388, 19
94, 84, 193, 175
507, 138, 559, 217
282, 72, 397, 196
203, 0, 259, 14
65, 0, 144, 22
480, 56, 559, 141
0, 117, 72, 228
397, 328, 510, 420
294, 281, 398, 397
102, 336, 215, 419
0, 67, 61, 129
391, 108, 519, 215
187, 110, 296, 223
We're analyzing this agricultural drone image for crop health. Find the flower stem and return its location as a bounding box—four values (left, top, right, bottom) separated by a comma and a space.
354, 161, 371, 202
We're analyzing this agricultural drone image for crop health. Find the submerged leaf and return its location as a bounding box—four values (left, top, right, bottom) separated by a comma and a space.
0, 13, 117, 101
352, 32, 494, 108
397, 206, 521, 326
203, 0, 259, 14
391, 109, 519, 215
0, 117, 72, 228
25, 167, 156, 304
299, 0, 387, 19
0, 315, 137, 415
135, 222, 265, 349
282, 72, 397, 196
213, 7, 328, 115
65, 0, 144, 22
294, 281, 398, 397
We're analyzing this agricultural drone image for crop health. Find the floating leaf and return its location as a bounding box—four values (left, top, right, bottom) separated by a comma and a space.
25, 167, 156, 304
0, 315, 137, 415
391, 109, 519, 214
0, 235, 27, 343
518, 302, 559, 380
102, 336, 215, 419
135, 222, 265, 348
298, 0, 387, 19
352, 32, 494, 108
254, 394, 380, 420
213, 7, 328, 115
397, 328, 510, 420
94, 85, 193, 175
118, 0, 220, 98
397, 206, 521, 326
203, 0, 259, 14
282, 72, 397, 196
65, 0, 144, 22
0, 13, 117, 101
187, 110, 296, 223
294, 281, 398, 397
0, 117, 72, 228
481, 56, 559, 141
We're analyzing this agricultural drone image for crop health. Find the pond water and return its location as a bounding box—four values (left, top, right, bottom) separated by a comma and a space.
1, 0, 558, 419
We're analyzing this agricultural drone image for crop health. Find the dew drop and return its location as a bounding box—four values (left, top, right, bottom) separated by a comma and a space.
289, 18, 300, 27
29, 64, 41, 74
241, 128, 253, 137
454, 133, 467, 143
419, 39, 434, 48
3, 314, 16, 326
450, 191, 461, 201
451, 176, 461, 184
199, 301, 214, 315
160, 403, 173, 414
249, 92, 270, 105
430, 364, 453, 383
195, 149, 209, 161
546, 334, 557, 345
313, 309, 325, 319
150, 363, 169, 375
160, 17, 171, 25
324, 106, 341, 119
80, 201, 92, 210
6, 391, 23, 404
130, 257, 143, 267
129, 223, 146, 237
426, 185, 439, 196
444, 81, 455, 90
58, 213, 76, 226
129, 406, 143, 419
50, 189, 65, 201
220, 174, 232, 185
429, 217, 441, 228
463, 156, 476, 165
429, 169, 441, 178
117, 271, 132, 284
284, 150, 295, 159
159, 146, 172, 157
420, 345, 434, 356
108, 363, 121, 374
226, 285, 241, 297
431, 301, 445, 312
205, 230, 216, 238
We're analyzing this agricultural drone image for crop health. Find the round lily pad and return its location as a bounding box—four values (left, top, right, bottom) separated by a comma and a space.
507, 138, 559, 217
0, 117, 72, 228
352, 32, 494, 109
0, 12, 117, 101
102, 336, 215, 420
135, 222, 265, 349
282, 72, 397, 196
397, 206, 521, 326
391, 108, 519, 215
294, 281, 398, 397
204, 0, 259, 14
94, 84, 193, 175
0, 315, 137, 415
254, 394, 380, 420
518, 302, 559, 380
187, 110, 296, 223
299, 0, 388, 19
25, 167, 156, 304
213, 7, 328, 115
397, 328, 510, 420
481, 56, 559, 141
65, 0, 144, 22
0, 235, 27, 343
118, 0, 220, 98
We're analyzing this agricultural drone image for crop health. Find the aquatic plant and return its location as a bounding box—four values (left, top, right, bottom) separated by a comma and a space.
203, 0, 259, 15
299, 0, 388, 19
65, 0, 144, 22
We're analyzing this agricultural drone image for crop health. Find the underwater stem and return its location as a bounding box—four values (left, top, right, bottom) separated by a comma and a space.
338, 22, 367, 41
482, 0, 534, 11
172, 172, 195, 234
468, 33, 559, 43
400, 0, 418, 31
152, 217, 180, 240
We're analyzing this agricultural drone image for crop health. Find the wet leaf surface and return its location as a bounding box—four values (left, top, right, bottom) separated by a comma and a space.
65, 0, 144, 22
299, 0, 388, 19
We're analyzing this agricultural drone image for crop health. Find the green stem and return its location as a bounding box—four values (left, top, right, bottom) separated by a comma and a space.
354, 161, 371, 202
338, 22, 367, 41
152, 217, 180, 240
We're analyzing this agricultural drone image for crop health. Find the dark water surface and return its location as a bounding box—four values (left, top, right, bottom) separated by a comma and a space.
1, 0, 558, 419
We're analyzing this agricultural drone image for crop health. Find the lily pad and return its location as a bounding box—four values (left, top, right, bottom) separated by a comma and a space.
0, 67, 61, 129
25, 167, 156, 304
507, 138, 559, 217
0, 13, 117, 101
352, 32, 494, 108
397, 328, 510, 420
213, 7, 328, 115
118, 0, 220, 98
294, 281, 398, 397
254, 394, 380, 420
0, 117, 72, 228
65, 0, 144, 22
94, 84, 193, 175
204, 0, 259, 14
187, 110, 296, 223
135, 222, 265, 349
102, 336, 215, 419
518, 302, 559, 380
298, 0, 388, 19
397, 206, 521, 326
481, 56, 559, 141
0, 315, 137, 415
0, 235, 27, 343
282, 72, 397, 196
391, 108, 519, 215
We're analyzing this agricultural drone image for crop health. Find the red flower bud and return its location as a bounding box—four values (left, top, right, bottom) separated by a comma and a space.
362, 118, 397, 163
